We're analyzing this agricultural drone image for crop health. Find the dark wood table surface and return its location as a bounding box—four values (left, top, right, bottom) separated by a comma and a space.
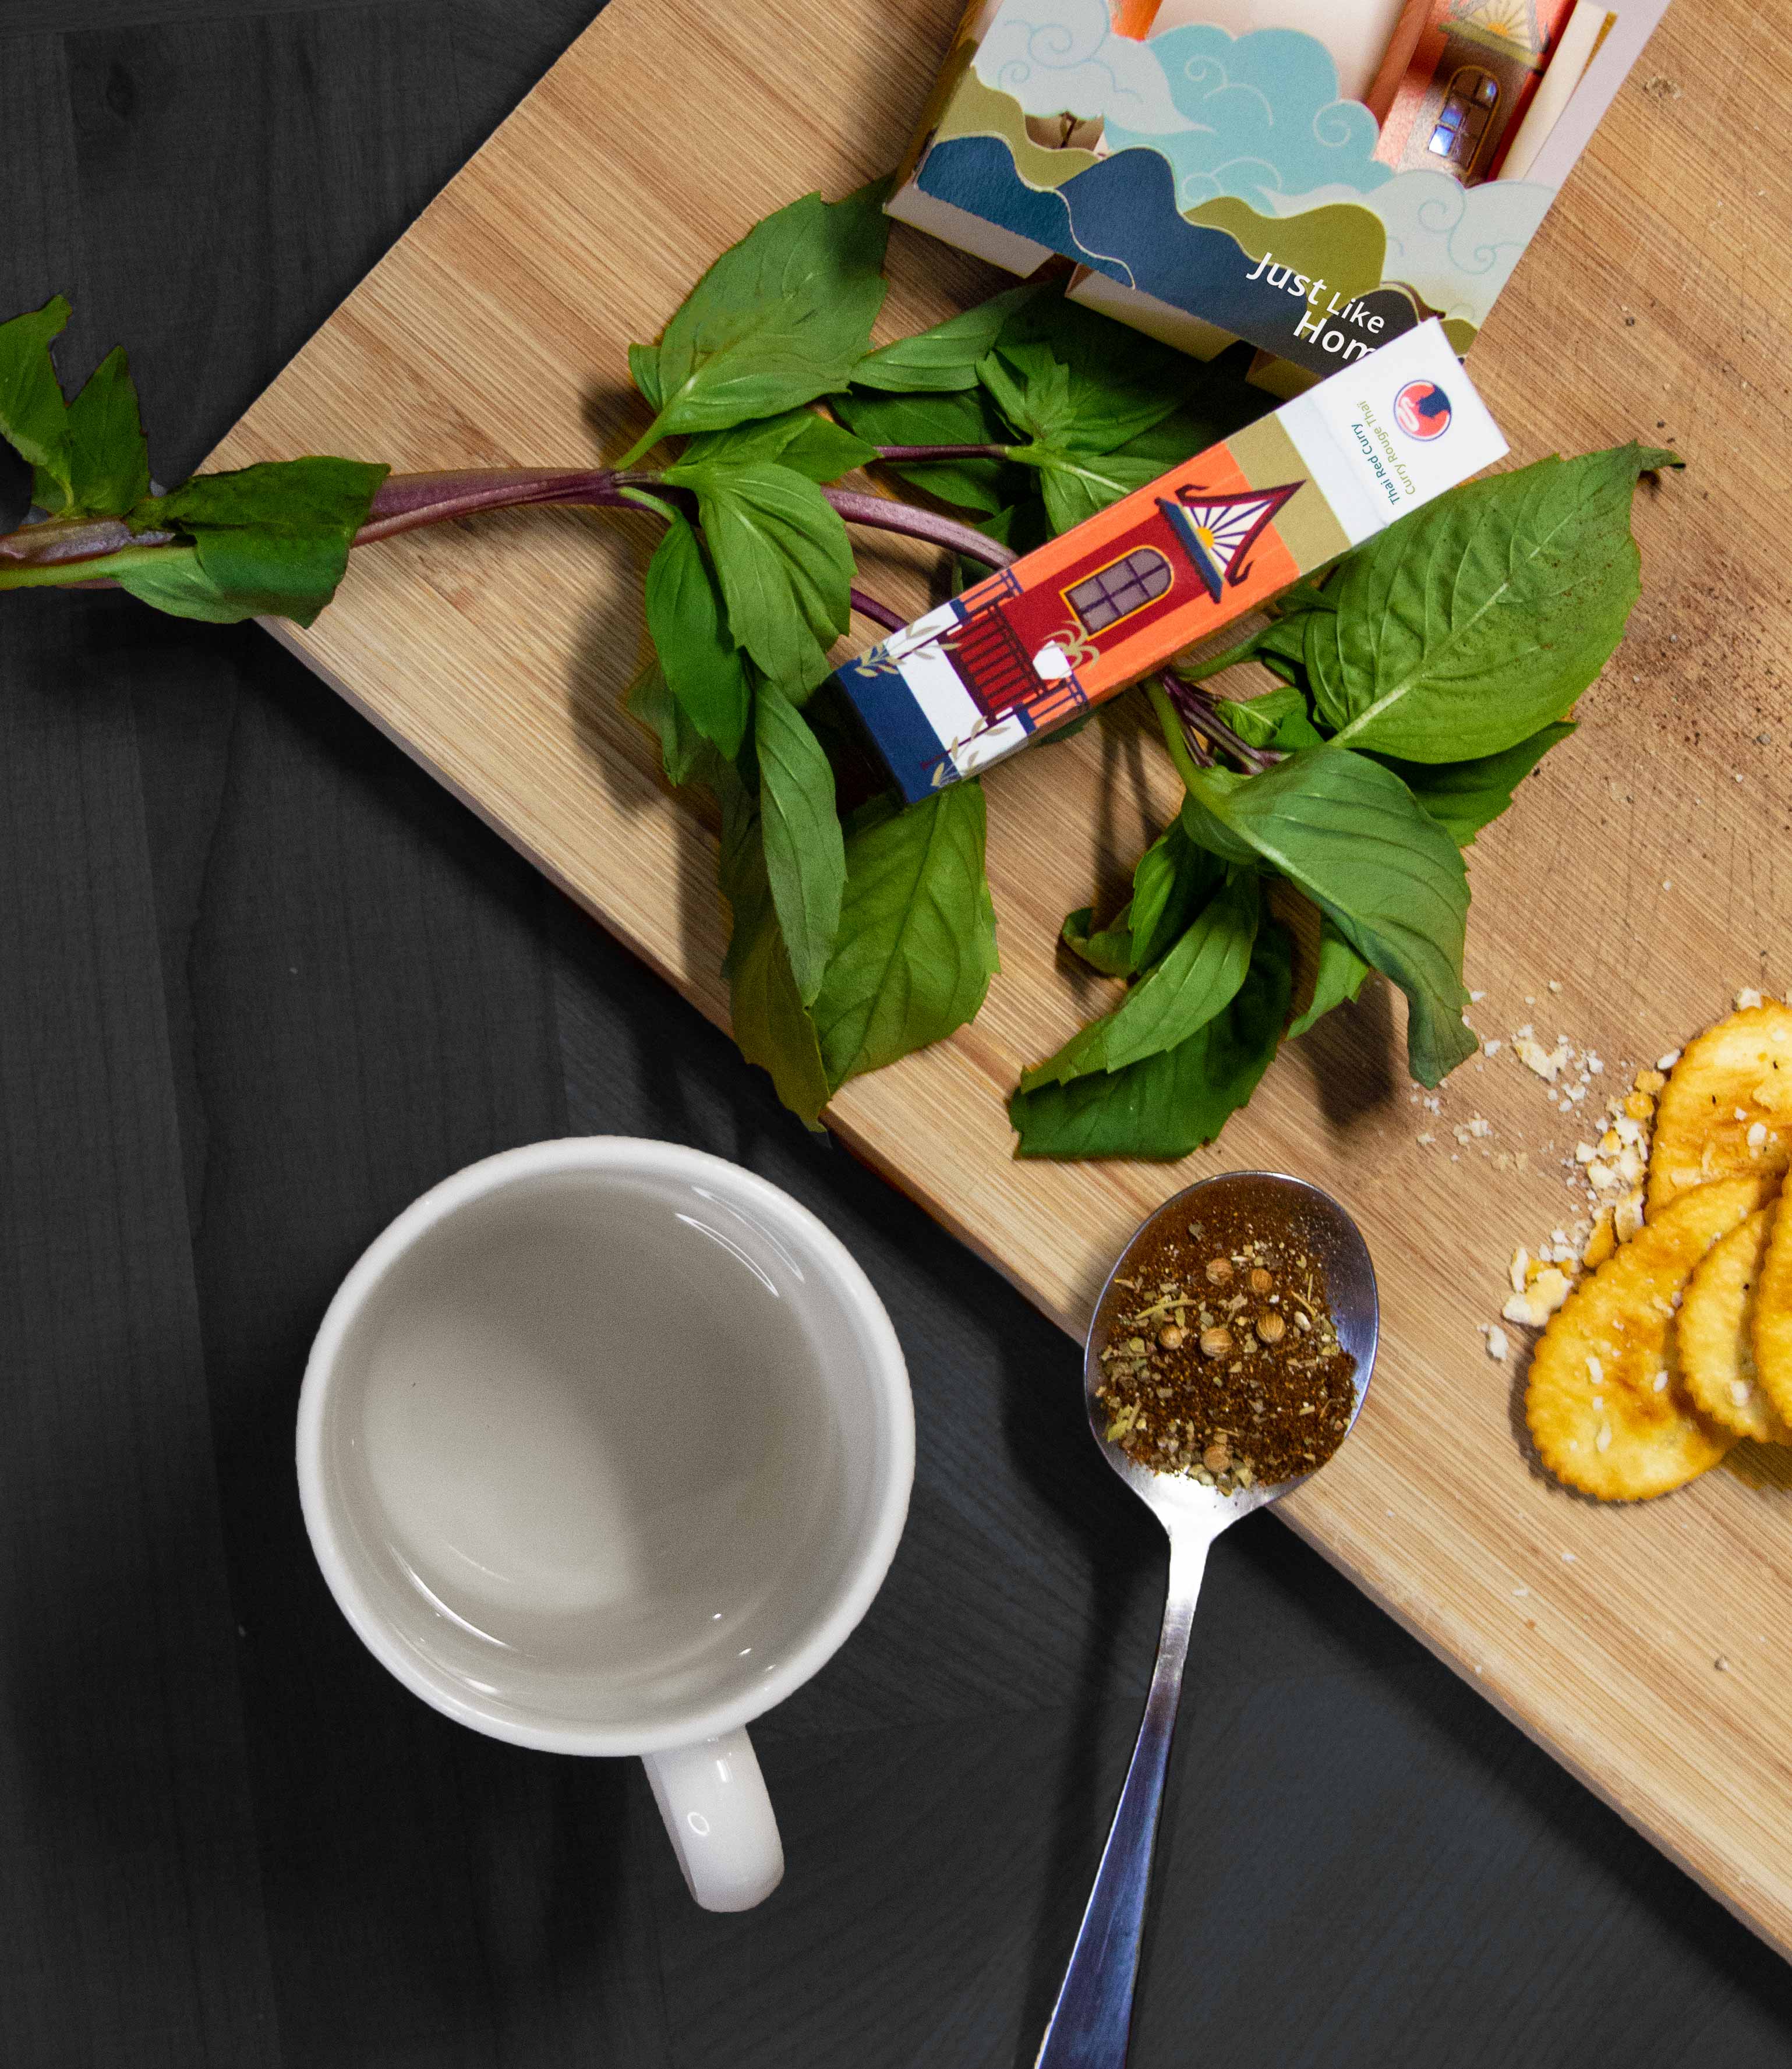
4, 3, 1792, 2063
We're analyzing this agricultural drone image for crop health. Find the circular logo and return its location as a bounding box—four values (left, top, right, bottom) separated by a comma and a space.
1394, 380, 1452, 440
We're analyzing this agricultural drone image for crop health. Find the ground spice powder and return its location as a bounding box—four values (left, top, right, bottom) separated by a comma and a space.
1093, 1200, 1359, 1491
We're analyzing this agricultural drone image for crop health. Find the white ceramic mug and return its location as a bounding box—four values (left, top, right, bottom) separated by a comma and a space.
296, 1138, 913, 1911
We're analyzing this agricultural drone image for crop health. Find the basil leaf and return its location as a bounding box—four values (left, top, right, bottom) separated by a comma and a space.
624, 657, 719, 790
1258, 699, 1324, 757
727, 894, 830, 1126
140, 457, 386, 536
716, 778, 830, 1124
633, 182, 890, 444
132, 457, 389, 624
0, 316, 150, 518
1035, 446, 1166, 535
0, 295, 73, 510
663, 459, 852, 690
1270, 703, 1326, 751
1061, 818, 1221, 982
1213, 682, 1306, 749
114, 546, 265, 625
1062, 903, 1137, 978
628, 341, 665, 413
183, 525, 354, 612
979, 342, 1077, 450
644, 515, 752, 756
1260, 578, 1337, 664
679, 408, 874, 482
63, 346, 149, 517
1288, 921, 1372, 1039
1374, 722, 1574, 848
1129, 816, 1224, 972
812, 780, 999, 1089
757, 675, 846, 1005
851, 283, 1044, 391
1314, 445, 1676, 762
1010, 925, 1290, 1159
992, 292, 1192, 454
717, 772, 768, 979
1273, 576, 1337, 617
1020, 868, 1258, 1090
833, 383, 1004, 444
832, 384, 1024, 514
977, 302, 1266, 531
186, 531, 357, 622
969, 498, 1052, 568
1108, 383, 1267, 470
1180, 748, 1474, 1086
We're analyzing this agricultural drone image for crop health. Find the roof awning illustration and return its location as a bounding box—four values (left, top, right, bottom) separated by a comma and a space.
1157, 483, 1302, 602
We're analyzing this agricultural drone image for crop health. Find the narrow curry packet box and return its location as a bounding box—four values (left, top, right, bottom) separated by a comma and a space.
830, 320, 1503, 803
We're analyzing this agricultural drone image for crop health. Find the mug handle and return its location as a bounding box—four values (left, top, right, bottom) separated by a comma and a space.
641, 1728, 784, 1911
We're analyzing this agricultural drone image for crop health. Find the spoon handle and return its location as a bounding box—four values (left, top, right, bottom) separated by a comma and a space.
1035, 1531, 1210, 2069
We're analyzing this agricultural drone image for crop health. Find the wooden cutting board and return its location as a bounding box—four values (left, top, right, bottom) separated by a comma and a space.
210, 0, 1792, 1954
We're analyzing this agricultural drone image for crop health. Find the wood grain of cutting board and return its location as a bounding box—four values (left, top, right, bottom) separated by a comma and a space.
208, 0, 1792, 1954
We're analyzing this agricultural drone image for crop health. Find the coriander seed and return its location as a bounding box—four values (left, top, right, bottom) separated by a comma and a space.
1158, 1323, 1187, 1351
1257, 1311, 1286, 1344
1249, 1267, 1273, 1293
1199, 1324, 1234, 1359
1205, 1258, 1233, 1286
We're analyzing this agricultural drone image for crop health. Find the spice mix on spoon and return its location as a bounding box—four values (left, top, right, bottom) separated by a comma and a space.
1094, 1198, 1358, 1491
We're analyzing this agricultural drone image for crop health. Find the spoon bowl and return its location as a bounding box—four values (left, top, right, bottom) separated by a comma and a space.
1037, 1170, 1379, 2069
1084, 1169, 1380, 1530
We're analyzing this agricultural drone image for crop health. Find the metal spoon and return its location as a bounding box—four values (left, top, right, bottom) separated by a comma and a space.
1035, 1170, 1379, 2069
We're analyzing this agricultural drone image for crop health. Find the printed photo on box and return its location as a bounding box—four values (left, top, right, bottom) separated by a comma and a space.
887, 0, 1656, 376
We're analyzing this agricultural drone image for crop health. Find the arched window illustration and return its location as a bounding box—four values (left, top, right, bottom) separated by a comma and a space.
1065, 548, 1172, 635
1428, 66, 1500, 173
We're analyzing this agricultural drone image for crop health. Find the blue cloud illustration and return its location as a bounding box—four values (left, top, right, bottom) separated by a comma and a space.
974, 0, 1194, 136
1105, 24, 1390, 213
1365, 169, 1554, 324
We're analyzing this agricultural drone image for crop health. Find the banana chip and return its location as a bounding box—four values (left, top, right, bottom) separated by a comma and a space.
1527, 1176, 1772, 1499
1677, 1205, 1791, 1444
1646, 1001, 1792, 1216
1750, 1185, 1792, 1428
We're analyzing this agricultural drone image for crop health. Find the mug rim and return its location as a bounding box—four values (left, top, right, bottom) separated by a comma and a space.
296, 1136, 915, 1756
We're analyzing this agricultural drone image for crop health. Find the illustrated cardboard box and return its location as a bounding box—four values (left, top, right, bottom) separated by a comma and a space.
888, 0, 1671, 379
